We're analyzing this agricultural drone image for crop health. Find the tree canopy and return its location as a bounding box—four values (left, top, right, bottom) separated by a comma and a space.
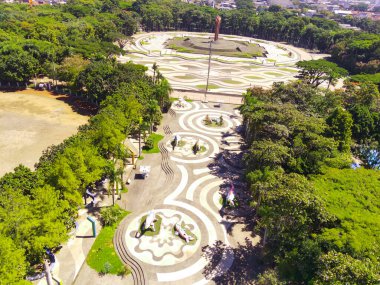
296, 59, 348, 88
241, 81, 380, 283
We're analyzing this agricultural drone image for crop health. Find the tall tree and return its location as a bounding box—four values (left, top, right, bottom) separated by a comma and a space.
326, 107, 353, 152
314, 251, 380, 284
296, 59, 348, 87
0, 234, 28, 284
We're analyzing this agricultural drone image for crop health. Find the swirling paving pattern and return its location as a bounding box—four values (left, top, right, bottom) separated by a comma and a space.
126, 209, 201, 266
117, 101, 246, 284
118, 32, 323, 95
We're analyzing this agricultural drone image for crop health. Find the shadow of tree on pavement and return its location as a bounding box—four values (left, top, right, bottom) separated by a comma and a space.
202, 239, 266, 284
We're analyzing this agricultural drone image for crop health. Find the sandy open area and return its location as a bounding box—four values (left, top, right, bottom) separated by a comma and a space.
0, 90, 88, 176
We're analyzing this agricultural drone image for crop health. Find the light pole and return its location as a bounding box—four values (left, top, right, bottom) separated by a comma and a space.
204, 39, 212, 103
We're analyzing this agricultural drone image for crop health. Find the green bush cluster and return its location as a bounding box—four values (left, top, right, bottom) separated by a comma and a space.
101, 205, 126, 227
241, 81, 380, 283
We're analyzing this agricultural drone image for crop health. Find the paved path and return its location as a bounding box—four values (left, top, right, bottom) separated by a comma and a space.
119, 32, 327, 95
115, 101, 256, 284
32, 208, 100, 285
33, 196, 130, 285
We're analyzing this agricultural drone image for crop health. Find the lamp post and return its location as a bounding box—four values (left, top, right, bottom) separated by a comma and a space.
204, 39, 212, 103
204, 15, 221, 103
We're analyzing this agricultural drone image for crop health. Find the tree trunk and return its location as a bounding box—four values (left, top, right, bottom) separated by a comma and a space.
44, 260, 53, 285
255, 192, 262, 217
263, 227, 268, 247
138, 129, 141, 157
112, 180, 115, 206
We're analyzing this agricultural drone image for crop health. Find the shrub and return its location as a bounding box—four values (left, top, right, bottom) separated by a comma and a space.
204, 115, 212, 125
193, 142, 200, 154
219, 115, 224, 126
100, 261, 112, 275
117, 265, 130, 277
145, 137, 154, 150
101, 205, 125, 226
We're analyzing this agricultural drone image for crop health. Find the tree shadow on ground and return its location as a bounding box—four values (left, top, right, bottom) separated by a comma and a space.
202, 239, 266, 285
54, 92, 98, 116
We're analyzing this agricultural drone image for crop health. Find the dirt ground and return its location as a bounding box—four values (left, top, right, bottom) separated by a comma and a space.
0, 90, 89, 176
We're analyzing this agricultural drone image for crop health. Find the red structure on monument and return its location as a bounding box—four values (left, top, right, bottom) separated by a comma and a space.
214, 16, 221, 41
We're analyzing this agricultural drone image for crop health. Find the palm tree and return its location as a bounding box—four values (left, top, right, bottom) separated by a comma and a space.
108, 162, 123, 206
152, 62, 158, 84
155, 78, 172, 109
146, 99, 162, 133
156, 70, 163, 84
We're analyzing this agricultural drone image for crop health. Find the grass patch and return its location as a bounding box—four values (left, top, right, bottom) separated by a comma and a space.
222, 79, 242, 85
87, 210, 130, 276
142, 133, 164, 154
174, 75, 197, 80
266, 59, 276, 63
172, 222, 197, 245
279, 68, 298, 73
170, 97, 193, 103
178, 140, 186, 147
166, 37, 265, 58
167, 44, 194, 53
265, 72, 283, 77
204, 120, 225, 128
199, 145, 207, 153
245, 75, 263, 80
137, 215, 162, 236
196, 84, 219, 90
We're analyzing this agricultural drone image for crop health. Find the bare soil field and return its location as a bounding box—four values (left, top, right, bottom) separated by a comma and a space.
0, 90, 89, 176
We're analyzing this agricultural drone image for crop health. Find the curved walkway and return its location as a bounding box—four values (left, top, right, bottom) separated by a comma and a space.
115, 101, 248, 284
119, 32, 327, 95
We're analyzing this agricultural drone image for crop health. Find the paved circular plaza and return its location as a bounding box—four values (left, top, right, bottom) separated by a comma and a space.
119, 32, 322, 94
118, 101, 251, 284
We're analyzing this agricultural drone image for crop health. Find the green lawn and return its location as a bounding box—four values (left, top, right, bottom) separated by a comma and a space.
175, 75, 197, 80
312, 168, 380, 257
265, 72, 283, 77
196, 84, 219, 90
222, 79, 242, 85
142, 133, 164, 154
245, 75, 263, 80
170, 97, 193, 103
172, 222, 198, 245
87, 211, 130, 276
137, 215, 162, 236
166, 37, 265, 58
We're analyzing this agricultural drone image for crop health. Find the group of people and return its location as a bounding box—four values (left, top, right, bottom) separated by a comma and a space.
37, 82, 52, 91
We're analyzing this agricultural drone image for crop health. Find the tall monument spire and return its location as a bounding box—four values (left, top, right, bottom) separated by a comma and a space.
214, 16, 221, 41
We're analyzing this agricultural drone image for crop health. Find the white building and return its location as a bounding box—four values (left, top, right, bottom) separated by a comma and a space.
334, 9, 353, 15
